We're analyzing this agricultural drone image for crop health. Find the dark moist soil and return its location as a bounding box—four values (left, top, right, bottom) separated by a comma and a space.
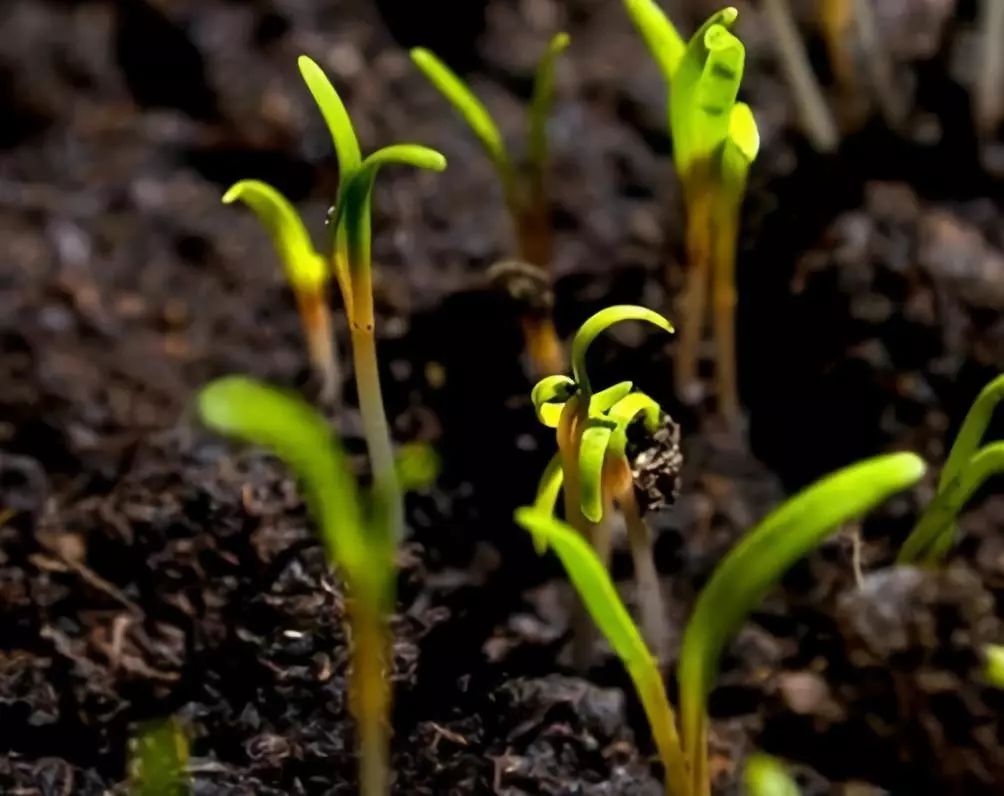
1, 0, 1002, 794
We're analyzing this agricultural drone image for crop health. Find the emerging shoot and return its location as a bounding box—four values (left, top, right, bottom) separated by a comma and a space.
744, 754, 800, 796
199, 376, 398, 796
531, 305, 676, 666
517, 452, 924, 795
411, 35, 570, 374
624, 4, 760, 420
899, 373, 1004, 566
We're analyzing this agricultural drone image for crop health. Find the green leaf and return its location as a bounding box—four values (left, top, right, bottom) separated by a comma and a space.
128, 718, 189, 796
335, 144, 447, 327
571, 305, 674, 398
678, 452, 926, 785
721, 101, 759, 197
579, 420, 615, 522
529, 454, 565, 552
670, 9, 744, 175
745, 754, 800, 796
607, 391, 662, 457
298, 55, 362, 195
528, 32, 571, 181
513, 509, 688, 795
937, 374, 1004, 494
222, 180, 327, 292
410, 48, 512, 184
899, 441, 1004, 565
588, 381, 635, 416
198, 376, 373, 577
623, 0, 686, 81
532, 375, 578, 427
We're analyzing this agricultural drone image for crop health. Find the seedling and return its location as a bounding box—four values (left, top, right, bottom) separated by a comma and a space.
531, 305, 675, 663
411, 35, 569, 374
898, 373, 1004, 566
199, 377, 399, 796
128, 718, 189, 796
744, 753, 800, 796
517, 452, 925, 795
226, 56, 446, 542
624, 3, 759, 420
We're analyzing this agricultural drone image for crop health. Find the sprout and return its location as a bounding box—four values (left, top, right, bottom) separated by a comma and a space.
985, 644, 1004, 689
128, 717, 189, 796
223, 180, 339, 403
199, 376, 397, 796
531, 305, 675, 664
411, 35, 570, 374
744, 753, 800, 796
899, 374, 1004, 566
517, 452, 925, 795
228, 55, 446, 542
624, 4, 759, 421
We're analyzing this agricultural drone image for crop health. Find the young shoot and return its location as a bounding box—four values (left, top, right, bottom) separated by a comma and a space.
411, 35, 569, 374
199, 376, 397, 796
624, 3, 760, 421
517, 452, 925, 796
898, 373, 1004, 566
223, 180, 340, 404
531, 305, 675, 665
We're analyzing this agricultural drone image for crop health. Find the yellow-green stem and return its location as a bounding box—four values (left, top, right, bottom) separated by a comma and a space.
350, 327, 403, 539
711, 204, 740, 423
625, 657, 689, 796
350, 600, 391, 796
677, 183, 714, 403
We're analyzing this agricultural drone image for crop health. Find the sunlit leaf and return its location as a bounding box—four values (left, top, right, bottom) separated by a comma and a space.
985, 644, 1004, 689
571, 305, 674, 398
529, 454, 565, 553
298, 55, 362, 195
607, 391, 661, 456
588, 380, 635, 416
222, 180, 327, 292
937, 374, 1004, 493
721, 101, 759, 196
678, 452, 926, 794
623, 0, 686, 80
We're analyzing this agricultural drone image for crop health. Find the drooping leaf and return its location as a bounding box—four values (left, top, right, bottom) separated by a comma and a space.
198, 377, 370, 576
410, 48, 511, 183
570, 305, 674, 398
222, 180, 327, 292
529, 454, 565, 552
721, 101, 759, 196
528, 32, 571, 180
588, 381, 635, 416
579, 420, 615, 523
513, 509, 687, 795
678, 452, 926, 793
623, 0, 687, 81
532, 375, 578, 427
607, 391, 662, 456
298, 55, 362, 195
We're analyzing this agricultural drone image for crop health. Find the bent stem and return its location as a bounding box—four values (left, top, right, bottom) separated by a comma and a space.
522, 314, 565, 381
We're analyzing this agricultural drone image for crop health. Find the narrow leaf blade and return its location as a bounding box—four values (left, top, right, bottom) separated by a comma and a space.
623, 0, 686, 81
298, 56, 362, 190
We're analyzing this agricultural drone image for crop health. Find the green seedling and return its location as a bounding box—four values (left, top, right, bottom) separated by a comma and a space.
899, 373, 1004, 566
128, 718, 189, 796
985, 644, 1004, 689
624, 3, 759, 420
518, 452, 925, 795
411, 35, 569, 374
199, 376, 398, 796
227, 56, 445, 542
744, 753, 800, 796
531, 305, 675, 664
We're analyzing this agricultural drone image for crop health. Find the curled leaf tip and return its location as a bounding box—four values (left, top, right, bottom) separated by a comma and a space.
221, 181, 248, 205
552, 32, 571, 51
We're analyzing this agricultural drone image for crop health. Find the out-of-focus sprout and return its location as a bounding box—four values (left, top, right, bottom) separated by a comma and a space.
976, 0, 1004, 137
128, 717, 189, 796
199, 376, 398, 796
744, 753, 800, 796
411, 35, 570, 374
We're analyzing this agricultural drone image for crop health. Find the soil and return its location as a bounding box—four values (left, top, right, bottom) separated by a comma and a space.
1, 0, 1002, 794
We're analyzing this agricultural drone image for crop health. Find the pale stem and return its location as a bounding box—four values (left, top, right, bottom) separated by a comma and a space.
711, 205, 740, 423
976, 0, 1004, 135
761, 0, 840, 151
350, 327, 403, 540
521, 314, 565, 377
351, 603, 391, 796
296, 288, 342, 406
851, 0, 908, 128
677, 185, 714, 404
